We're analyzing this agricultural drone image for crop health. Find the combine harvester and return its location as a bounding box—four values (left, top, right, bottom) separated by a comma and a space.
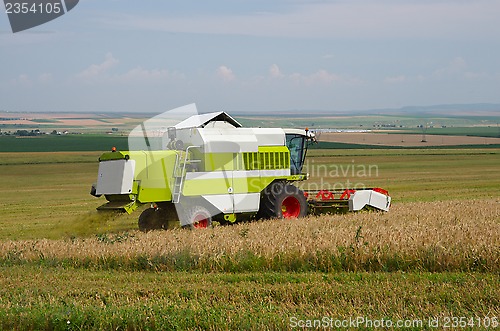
90, 112, 391, 231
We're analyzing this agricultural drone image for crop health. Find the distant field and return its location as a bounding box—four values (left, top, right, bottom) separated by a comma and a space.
236, 114, 500, 130
396, 126, 500, 138
320, 132, 500, 147
1, 131, 500, 153
2, 111, 500, 156
2, 110, 500, 134
0, 112, 147, 132
0, 135, 128, 152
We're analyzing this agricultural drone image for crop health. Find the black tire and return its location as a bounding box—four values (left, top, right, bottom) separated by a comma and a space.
258, 182, 308, 219
179, 205, 212, 229
138, 208, 165, 232
158, 202, 180, 229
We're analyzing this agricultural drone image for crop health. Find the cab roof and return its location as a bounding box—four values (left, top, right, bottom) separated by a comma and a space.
174, 111, 242, 129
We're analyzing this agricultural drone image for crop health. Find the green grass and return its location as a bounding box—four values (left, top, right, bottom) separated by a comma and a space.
29, 119, 59, 123
0, 135, 128, 152
0, 267, 497, 330
0, 152, 99, 165
304, 149, 500, 203
0, 132, 498, 153
0, 153, 138, 240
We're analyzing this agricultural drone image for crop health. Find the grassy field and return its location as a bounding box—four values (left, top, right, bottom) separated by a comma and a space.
0, 149, 498, 329
395, 126, 500, 138
305, 149, 500, 203
318, 132, 500, 147
5, 111, 499, 132
0, 268, 497, 330
0, 152, 137, 240
0, 135, 129, 152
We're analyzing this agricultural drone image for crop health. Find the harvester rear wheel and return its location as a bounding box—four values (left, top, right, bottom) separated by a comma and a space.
138, 208, 165, 232
258, 182, 308, 219
157, 203, 180, 229
181, 205, 212, 229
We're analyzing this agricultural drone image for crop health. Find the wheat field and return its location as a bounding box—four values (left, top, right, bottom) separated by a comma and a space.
1, 199, 498, 273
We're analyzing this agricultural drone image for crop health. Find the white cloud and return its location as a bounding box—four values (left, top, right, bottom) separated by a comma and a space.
384, 75, 407, 84
76, 52, 119, 80
305, 70, 340, 85
383, 57, 490, 84
464, 71, 488, 80
433, 57, 467, 77
17, 74, 31, 85
74, 53, 176, 84
431, 57, 493, 82
216, 65, 235, 82
6, 73, 53, 87
269, 64, 284, 78
119, 67, 170, 82
262, 64, 361, 86
38, 73, 53, 83
8, 74, 32, 86
450, 57, 467, 71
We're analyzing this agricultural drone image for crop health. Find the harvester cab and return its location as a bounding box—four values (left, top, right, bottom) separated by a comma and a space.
91, 111, 390, 231
285, 129, 315, 175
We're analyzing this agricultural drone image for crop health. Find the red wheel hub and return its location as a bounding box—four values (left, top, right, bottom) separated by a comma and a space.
281, 196, 301, 218
193, 213, 209, 228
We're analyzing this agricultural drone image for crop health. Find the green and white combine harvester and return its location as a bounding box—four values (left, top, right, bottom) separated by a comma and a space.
91, 112, 391, 231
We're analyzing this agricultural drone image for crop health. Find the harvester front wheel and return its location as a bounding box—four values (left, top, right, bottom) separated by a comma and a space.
259, 182, 308, 219
181, 206, 212, 229
138, 208, 165, 232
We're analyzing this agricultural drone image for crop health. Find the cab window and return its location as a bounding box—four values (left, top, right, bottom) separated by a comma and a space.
286, 134, 306, 174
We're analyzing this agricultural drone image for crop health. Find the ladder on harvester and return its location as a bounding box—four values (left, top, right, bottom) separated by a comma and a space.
172, 145, 201, 203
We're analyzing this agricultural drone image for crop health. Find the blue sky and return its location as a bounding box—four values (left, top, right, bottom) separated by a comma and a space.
1, 0, 499, 113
